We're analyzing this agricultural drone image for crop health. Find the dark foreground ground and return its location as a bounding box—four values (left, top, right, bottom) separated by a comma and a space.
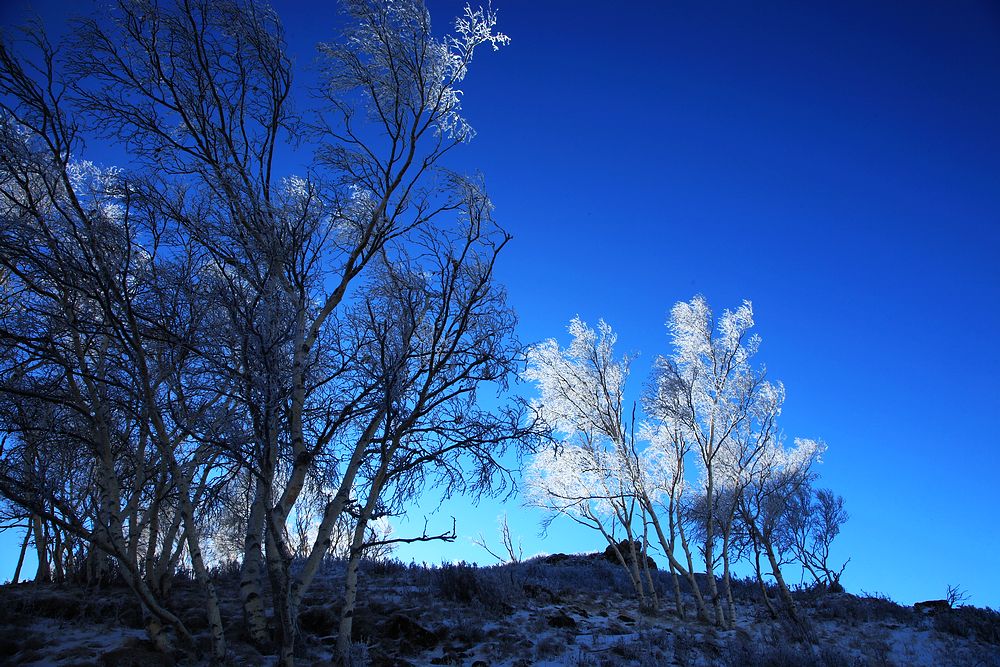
1, 554, 998, 666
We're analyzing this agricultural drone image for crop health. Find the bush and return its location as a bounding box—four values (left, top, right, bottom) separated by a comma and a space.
362, 558, 410, 577
432, 561, 515, 615
722, 635, 855, 667
813, 592, 913, 625
934, 605, 1000, 645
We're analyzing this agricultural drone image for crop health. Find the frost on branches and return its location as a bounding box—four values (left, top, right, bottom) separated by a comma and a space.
524, 296, 847, 628
0, 1, 518, 665
524, 317, 659, 610
329, 0, 509, 142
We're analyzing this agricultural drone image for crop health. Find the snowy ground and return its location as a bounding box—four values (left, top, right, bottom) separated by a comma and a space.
1, 554, 998, 666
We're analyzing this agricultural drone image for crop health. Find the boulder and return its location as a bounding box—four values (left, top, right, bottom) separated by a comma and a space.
547, 610, 577, 629
914, 599, 951, 614
381, 613, 439, 651
603, 540, 657, 571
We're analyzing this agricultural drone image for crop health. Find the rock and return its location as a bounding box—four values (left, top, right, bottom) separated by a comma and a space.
523, 583, 559, 603
547, 610, 577, 629
381, 613, 439, 650
544, 553, 571, 564
618, 612, 635, 623
603, 540, 658, 571
299, 605, 339, 634
915, 600, 951, 614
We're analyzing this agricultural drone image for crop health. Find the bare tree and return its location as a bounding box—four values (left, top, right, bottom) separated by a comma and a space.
0, 21, 243, 654
786, 486, 849, 590
0, 0, 520, 664
473, 512, 524, 565
329, 178, 529, 655
735, 437, 824, 621
946, 584, 970, 608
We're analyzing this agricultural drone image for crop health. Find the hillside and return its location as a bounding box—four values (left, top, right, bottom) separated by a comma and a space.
1, 554, 997, 666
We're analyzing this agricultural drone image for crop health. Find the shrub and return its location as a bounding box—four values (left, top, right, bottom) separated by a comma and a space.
813, 592, 913, 625
722, 635, 855, 667
363, 558, 410, 577
934, 605, 1000, 645
432, 561, 515, 615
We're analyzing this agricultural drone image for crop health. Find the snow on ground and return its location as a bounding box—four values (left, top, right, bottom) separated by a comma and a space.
1, 554, 998, 666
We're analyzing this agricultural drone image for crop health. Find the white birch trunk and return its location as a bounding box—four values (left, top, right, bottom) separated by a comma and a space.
240, 481, 271, 647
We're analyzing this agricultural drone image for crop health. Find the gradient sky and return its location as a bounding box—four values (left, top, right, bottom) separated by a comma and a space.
2, 0, 999, 608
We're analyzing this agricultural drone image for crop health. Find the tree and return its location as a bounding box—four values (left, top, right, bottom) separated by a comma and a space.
643, 297, 781, 627
0, 38, 230, 652
786, 485, 850, 590
0, 0, 519, 664
734, 435, 824, 620
523, 318, 659, 611
473, 512, 524, 565
525, 297, 843, 627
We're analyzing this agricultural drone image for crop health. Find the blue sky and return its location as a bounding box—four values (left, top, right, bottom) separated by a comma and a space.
2, 0, 999, 607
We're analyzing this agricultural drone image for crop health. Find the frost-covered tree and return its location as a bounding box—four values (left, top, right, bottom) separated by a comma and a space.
523, 318, 659, 610
525, 297, 844, 627
735, 436, 825, 620
643, 297, 787, 628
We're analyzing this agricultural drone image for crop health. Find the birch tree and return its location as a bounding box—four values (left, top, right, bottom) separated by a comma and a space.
0, 36, 230, 654
1, 0, 518, 664
526, 298, 843, 627
785, 485, 849, 590
523, 318, 659, 611
735, 436, 825, 620
333, 185, 527, 654
60, 0, 513, 662
644, 296, 776, 628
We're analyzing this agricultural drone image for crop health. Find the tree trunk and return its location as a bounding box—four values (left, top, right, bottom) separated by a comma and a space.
149, 511, 185, 599
721, 526, 736, 629
290, 415, 383, 612
180, 496, 227, 662
753, 544, 778, 619
265, 520, 297, 667
703, 474, 726, 628
638, 536, 659, 613
760, 534, 799, 622
645, 497, 710, 621
12, 527, 30, 584
32, 513, 50, 583
53, 527, 65, 584
95, 457, 197, 653
668, 561, 685, 619
337, 517, 371, 662
337, 448, 394, 662
240, 482, 271, 647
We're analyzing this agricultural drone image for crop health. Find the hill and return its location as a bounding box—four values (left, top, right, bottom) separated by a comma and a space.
1, 554, 998, 666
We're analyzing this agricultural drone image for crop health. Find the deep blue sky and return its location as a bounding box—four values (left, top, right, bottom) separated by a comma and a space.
2, 1, 999, 607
